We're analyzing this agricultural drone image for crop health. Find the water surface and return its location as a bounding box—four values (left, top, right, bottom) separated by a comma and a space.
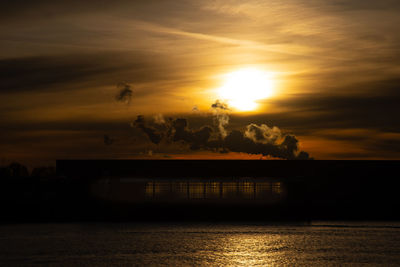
1, 222, 399, 266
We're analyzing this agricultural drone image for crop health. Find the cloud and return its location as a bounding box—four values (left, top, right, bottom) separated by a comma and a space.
115, 83, 133, 103
318, 0, 400, 12
220, 129, 309, 160
211, 100, 229, 110
192, 105, 199, 112
132, 115, 213, 150
0, 52, 175, 94
172, 118, 213, 150
267, 78, 400, 133
133, 115, 163, 144
3, 0, 400, 162
0, 0, 203, 23
133, 114, 312, 160
104, 134, 115, 145
0, 53, 125, 93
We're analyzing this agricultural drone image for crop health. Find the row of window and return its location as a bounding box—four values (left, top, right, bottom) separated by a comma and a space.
145, 181, 283, 199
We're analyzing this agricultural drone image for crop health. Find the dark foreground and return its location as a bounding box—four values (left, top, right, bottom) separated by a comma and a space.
1, 222, 400, 266
1, 160, 400, 222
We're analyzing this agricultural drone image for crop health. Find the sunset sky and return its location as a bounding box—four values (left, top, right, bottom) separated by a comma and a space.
1, 0, 400, 165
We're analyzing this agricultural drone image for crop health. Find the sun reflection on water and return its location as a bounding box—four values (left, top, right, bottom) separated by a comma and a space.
211, 230, 289, 266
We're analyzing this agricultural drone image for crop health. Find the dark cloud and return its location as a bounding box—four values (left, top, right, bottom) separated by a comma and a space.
104, 134, 114, 145
319, 0, 400, 11
220, 130, 308, 160
0, 53, 124, 93
129, 97, 311, 159
368, 138, 400, 155
132, 115, 213, 150
172, 118, 213, 150
0, 0, 209, 30
211, 100, 229, 110
239, 78, 400, 134
0, 52, 174, 93
115, 83, 133, 104
4, 0, 400, 24
134, 114, 312, 160
133, 115, 163, 145
0, 1, 127, 21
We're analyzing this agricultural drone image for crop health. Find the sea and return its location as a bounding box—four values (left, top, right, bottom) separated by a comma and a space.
1, 221, 400, 266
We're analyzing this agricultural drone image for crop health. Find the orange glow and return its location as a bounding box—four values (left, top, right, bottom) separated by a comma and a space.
217, 68, 275, 111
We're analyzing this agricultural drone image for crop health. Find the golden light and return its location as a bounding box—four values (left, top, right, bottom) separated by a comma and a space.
218, 68, 275, 111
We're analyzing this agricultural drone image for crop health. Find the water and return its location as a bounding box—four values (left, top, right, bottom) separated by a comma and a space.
1, 222, 400, 266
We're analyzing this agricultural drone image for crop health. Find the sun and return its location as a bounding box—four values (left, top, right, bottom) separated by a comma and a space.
217, 68, 275, 111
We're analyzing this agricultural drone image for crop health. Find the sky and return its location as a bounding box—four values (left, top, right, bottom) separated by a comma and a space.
1, 0, 400, 165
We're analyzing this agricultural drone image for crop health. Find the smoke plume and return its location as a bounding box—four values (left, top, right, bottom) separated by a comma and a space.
244, 123, 281, 144
211, 100, 230, 138
153, 113, 166, 125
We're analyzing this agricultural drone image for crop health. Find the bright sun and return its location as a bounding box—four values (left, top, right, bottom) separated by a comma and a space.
218, 68, 275, 111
